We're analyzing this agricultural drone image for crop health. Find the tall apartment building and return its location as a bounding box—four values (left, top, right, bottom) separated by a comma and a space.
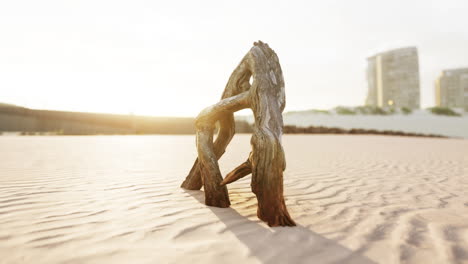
366, 47, 420, 109
435, 68, 468, 111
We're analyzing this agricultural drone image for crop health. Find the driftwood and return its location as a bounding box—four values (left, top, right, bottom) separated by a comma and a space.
181, 41, 295, 227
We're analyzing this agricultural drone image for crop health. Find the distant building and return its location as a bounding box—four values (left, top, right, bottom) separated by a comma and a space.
435, 68, 468, 111
366, 47, 420, 109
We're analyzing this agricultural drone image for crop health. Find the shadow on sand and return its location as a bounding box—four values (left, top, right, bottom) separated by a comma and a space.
185, 190, 376, 264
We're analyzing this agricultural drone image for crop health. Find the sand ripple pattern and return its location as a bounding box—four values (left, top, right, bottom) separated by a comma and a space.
0, 135, 467, 264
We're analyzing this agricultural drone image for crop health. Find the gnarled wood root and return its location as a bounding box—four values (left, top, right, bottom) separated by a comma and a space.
181, 41, 295, 226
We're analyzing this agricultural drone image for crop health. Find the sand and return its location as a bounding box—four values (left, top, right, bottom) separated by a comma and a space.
0, 135, 467, 264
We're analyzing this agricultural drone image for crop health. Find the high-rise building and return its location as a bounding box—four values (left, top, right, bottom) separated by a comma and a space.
366, 47, 420, 109
435, 68, 468, 111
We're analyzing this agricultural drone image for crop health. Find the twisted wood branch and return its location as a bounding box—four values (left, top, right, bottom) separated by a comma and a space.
181, 41, 295, 227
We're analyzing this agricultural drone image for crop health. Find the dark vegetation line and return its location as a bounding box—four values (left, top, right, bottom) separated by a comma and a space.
285, 105, 464, 116
283, 125, 446, 138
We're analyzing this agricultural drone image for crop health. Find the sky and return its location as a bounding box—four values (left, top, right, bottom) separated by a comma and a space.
1, 0, 468, 117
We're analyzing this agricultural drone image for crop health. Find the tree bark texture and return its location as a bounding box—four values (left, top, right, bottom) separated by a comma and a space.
181, 41, 295, 227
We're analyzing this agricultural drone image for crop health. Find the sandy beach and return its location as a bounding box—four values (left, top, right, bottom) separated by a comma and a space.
0, 135, 467, 264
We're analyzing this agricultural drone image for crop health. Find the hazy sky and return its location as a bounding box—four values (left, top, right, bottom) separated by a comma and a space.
1, 0, 467, 116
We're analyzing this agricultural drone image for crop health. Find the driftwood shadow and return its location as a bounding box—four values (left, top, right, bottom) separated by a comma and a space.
185, 190, 377, 264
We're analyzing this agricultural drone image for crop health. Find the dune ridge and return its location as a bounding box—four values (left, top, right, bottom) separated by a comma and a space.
0, 135, 467, 264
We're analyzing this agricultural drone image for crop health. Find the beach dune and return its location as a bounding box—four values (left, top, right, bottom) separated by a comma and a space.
0, 135, 467, 264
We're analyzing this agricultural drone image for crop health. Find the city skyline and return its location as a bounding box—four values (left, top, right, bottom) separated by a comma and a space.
1, 0, 468, 116
366, 47, 420, 109
435, 67, 468, 110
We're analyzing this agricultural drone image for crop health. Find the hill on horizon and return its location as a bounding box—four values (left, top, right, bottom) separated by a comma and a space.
0, 103, 252, 135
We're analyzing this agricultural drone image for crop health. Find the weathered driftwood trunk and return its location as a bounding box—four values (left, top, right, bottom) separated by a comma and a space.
181, 41, 295, 226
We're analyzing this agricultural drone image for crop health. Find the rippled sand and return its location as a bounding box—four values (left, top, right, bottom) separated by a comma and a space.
0, 135, 467, 264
